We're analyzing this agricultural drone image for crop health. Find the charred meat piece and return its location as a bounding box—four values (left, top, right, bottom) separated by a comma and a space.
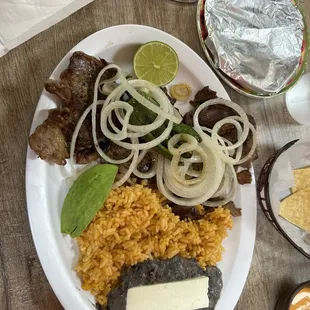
190, 86, 217, 107
239, 156, 258, 169
170, 205, 204, 221
247, 114, 257, 129
218, 114, 256, 145
219, 114, 257, 164
237, 170, 252, 185
29, 122, 69, 165
192, 162, 203, 171
203, 207, 216, 214
161, 86, 177, 105
222, 201, 242, 217
29, 108, 75, 165
75, 149, 100, 165
44, 80, 72, 106
46, 52, 109, 110
75, 116, 110, 165
47, 108, 78, 141
241, 131, 253, 158
183, 104, 237, 128
137, 152, 155, 173
220, 124, 238, 144
29, 52, 111, 165
184, 107, 256, 164
239, 115, 258, 164
106, 142, 131, 161
141, 176, 157, 190
75, 118, 94, 151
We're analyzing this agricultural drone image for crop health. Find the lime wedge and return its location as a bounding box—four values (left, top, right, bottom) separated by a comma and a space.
133, 41, 179, 86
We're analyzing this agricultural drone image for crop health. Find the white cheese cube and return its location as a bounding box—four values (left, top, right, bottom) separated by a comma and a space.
126, 276, 209, 310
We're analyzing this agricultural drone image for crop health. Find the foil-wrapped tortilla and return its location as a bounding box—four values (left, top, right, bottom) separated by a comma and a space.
204, 0, 304, 95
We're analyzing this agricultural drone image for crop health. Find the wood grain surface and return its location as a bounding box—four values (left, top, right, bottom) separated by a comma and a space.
0, 0, 309, 309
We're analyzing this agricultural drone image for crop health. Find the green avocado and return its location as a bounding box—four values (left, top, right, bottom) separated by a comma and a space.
61, 164, 118, 238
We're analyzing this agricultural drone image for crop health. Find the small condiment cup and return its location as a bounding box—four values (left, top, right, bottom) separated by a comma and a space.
285, 73, 310, 125
275, 281, 310, 310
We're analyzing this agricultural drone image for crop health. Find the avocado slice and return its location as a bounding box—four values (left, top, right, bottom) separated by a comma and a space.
61, 164, 118, 238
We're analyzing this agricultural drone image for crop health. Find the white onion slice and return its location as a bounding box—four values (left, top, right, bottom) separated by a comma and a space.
99, 80, 174, 150
90, 65, 135, 164
212, 165, 233, 198
229, 116, 257, 165
203, 164, 237, 207
167, 133, 198, 156
110, 81, 167, 134
99, 82, 118, 96
156, 153, 225, 206
120, 76, 182, 124
167, 134, 206, 186
193, 98, 249, 151
101, 101, 134, 141
212, 118, 247, 151
113, 139, 139, 188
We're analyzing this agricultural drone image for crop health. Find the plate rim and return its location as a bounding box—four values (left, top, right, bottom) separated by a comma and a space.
26, 24, 257, 310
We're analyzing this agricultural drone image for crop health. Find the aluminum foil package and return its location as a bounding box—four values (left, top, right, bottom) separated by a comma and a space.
204, 0, 304, 95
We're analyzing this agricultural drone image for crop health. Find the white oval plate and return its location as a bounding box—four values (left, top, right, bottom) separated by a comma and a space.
26, 25, 257, 310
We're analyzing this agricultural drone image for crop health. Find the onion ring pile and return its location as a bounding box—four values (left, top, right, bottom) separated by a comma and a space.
70, 66, 257, 207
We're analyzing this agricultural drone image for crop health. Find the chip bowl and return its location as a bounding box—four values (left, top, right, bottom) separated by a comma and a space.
257, 140, 310, 260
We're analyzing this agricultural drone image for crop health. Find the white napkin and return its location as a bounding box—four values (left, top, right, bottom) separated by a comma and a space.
0, 0, 94, 57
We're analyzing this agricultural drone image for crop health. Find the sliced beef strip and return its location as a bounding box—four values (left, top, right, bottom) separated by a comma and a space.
190, 86, 217, 107
241, 131, 253, 158
47, 108, 101, 165
237, 170, 252, 185
183, 104, 237, 128
203, 207, 216, 214
75, 115, 110, 164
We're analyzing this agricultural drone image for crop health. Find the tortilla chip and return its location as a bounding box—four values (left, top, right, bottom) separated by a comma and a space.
280, 187, 310, 233
293, 167, 310, 193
